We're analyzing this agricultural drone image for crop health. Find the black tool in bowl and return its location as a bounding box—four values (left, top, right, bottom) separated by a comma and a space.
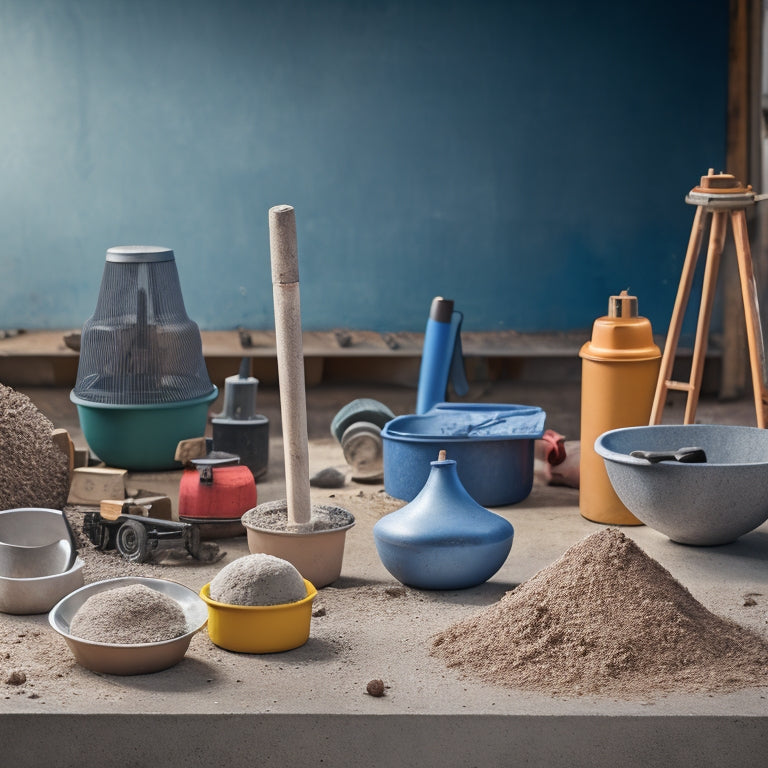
629, 446, 707, 464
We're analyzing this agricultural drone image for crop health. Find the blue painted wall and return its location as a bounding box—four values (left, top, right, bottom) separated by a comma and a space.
0, 0, 728, 333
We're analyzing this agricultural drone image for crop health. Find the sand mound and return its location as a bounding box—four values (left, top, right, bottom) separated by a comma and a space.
70, 584, 187, 644
0, 384, 69, 509
431, 528, 768, 698
210, 553, 306, 606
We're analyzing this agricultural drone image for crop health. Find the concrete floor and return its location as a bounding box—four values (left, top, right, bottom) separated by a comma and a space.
1, 381, 767, 768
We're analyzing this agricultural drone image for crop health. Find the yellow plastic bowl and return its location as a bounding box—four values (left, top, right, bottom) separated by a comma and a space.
199, 579, 316, 653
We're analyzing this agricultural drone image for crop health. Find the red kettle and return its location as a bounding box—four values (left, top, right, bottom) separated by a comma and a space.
178, 454, 256, 525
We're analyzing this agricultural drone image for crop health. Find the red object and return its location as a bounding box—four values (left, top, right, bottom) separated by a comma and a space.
178, 465, 257, 520
536, 429, 567, 466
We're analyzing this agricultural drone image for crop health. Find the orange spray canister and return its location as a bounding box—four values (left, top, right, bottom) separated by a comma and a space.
579, 291, 661, 524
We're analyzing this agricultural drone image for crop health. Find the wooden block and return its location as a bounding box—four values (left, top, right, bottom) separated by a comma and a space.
124, 505, 149, 517
68, 467, 127, 506
175, 437, 207, 464
73, 447, 90, 469
99, 499, 126, 521
51, 428, 74, 481
133, 495, 173, 521
101, 498, 166, 520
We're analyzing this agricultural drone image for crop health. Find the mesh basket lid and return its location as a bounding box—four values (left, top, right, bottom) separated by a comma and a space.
73, 246, 215, 405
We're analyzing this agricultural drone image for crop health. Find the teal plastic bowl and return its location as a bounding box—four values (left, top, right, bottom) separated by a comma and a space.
70, 388, 218, 470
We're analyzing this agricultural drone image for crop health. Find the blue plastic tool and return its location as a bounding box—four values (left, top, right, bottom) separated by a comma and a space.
373, 453, 514, 590
416, 297, 469, 414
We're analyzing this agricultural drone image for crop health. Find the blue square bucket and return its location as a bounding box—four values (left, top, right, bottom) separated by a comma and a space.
381, 403, 546, 507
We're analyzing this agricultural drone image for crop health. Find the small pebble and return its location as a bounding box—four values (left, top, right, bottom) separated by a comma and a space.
366, 679, 385, 697
6, 670, 26, 686
310, 467, 346, 489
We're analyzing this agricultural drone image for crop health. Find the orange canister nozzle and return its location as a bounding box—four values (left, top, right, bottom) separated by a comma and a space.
579, 291, 661, 525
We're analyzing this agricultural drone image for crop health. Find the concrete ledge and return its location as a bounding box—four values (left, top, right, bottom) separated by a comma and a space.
1, 713, 765, 768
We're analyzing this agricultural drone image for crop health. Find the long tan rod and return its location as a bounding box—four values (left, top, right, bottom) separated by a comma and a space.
269, 204, 312, 527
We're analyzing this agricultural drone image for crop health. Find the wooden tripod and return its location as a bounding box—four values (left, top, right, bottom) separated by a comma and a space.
650, 170, 768, 427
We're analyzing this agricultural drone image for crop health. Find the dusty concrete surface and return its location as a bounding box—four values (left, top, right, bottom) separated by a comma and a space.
0, 383, 767, 768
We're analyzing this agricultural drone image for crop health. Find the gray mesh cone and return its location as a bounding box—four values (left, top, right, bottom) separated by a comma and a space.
73, 246, 214, 405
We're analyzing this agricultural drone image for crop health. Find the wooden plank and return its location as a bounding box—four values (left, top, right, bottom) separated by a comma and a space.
0, 328, 702, 364
0, 330, 80, 357
720, 0, 751, 399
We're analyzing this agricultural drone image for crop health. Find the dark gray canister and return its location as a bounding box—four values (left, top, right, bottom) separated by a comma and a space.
212, 360, 269, 479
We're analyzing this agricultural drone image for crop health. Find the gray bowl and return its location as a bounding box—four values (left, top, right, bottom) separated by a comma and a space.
0, 508, 74, 578
49, 577, 208, 675
0, 556, 85, 614
595, 424, 768, 545
0, 538, 72, 578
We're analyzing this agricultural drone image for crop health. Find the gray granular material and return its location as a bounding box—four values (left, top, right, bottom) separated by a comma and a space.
431, 528, 768, 698
242, 499, 354, 533
0, 384, 70, 509
210, 554, 306, 606
70, 584, 188, 644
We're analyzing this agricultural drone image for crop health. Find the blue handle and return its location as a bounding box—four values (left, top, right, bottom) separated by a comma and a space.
416, 297, 468, 414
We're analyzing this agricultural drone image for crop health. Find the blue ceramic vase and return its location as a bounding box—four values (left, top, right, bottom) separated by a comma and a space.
373, 453, 514, 589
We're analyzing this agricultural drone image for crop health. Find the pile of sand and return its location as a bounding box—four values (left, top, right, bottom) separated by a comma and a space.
70, 584, 187, 644
0, 384, 69, 509
209, 553, 306, 606
431, 528, 768, 698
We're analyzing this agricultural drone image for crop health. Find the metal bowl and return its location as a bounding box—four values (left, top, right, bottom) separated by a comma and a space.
0, 556, 85, 614
595, 424, 768, 545
0, 508, 74, 578
0, 538, 72, 578
49, 577, 208, 675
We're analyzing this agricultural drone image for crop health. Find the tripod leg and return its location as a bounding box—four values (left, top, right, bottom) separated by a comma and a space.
730, 209, 768, 428
684, 210, 728, 424
651, 205, 708, 424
